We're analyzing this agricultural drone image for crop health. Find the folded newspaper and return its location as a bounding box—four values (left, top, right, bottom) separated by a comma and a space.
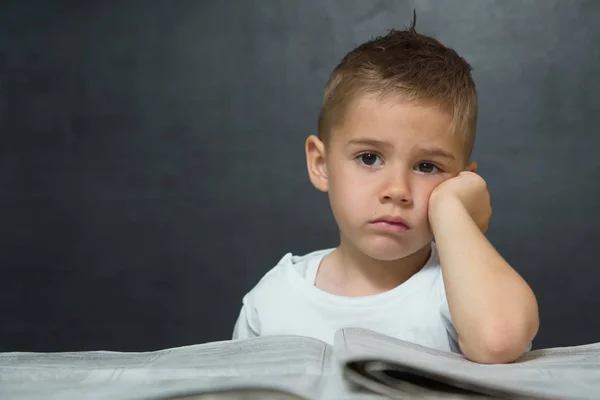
1, 327, 599, 400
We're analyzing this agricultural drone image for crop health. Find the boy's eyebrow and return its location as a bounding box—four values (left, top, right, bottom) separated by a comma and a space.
346, 138, 393, 149
346, 138, 456, 160
417, 147, 456, 160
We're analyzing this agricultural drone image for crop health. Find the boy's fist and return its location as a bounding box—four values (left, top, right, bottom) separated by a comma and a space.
429, 171, 492, 233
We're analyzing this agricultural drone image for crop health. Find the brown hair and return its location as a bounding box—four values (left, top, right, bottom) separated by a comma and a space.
317, 14, 478, 160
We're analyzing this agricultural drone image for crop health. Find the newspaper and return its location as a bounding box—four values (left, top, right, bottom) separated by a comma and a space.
1, 328, 600, 399
0, 335, 334, 400
336, 328, 600, 399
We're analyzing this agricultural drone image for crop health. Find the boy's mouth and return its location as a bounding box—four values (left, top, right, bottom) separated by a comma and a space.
369, 216, 410, 232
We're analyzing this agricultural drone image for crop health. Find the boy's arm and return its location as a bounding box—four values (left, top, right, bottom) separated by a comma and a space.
429, 173, 539, 364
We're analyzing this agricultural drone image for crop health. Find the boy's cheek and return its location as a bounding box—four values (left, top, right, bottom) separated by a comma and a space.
425, 178, 448, 201
426, 172, 458, 195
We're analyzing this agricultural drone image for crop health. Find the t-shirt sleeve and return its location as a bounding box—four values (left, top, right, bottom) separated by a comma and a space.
438, 277, 533, 354
232, 296, 260, 340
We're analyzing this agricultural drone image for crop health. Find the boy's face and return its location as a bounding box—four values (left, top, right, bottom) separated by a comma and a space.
306, 95, 475, 261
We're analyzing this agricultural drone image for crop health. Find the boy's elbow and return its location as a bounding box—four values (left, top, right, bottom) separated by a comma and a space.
460, 336, 526, 364
459, 319, 539, 364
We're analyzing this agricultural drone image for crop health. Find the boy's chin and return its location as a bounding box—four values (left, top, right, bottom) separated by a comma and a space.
359, 237, 432, 262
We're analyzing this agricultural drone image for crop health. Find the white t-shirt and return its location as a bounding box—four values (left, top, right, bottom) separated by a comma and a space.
232, 241, 462, 353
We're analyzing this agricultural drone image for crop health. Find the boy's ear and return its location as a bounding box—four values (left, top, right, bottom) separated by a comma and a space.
464, 161, 478, 173
305, 135, 328, 192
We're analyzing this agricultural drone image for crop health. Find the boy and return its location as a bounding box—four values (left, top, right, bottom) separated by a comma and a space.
232, 21, 539, 364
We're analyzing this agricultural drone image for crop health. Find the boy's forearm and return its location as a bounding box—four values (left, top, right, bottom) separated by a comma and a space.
430, 198, 539, 364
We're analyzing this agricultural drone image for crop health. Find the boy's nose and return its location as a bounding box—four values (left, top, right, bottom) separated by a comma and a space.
379, 174, 413, 205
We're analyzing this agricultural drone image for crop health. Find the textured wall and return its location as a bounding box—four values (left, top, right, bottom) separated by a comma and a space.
1, 0, 598, 351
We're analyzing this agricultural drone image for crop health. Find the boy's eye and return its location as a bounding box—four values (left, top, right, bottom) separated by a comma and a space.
358, 153, 382, 167
415, 162, 439, 173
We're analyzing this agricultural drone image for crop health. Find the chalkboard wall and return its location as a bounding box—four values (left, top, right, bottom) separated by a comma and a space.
1, 0, 599, 351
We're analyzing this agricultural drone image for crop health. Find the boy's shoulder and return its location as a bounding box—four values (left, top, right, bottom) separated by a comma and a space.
242, 248, 334, 303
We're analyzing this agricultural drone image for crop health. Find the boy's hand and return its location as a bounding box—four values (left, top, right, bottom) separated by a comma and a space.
428, 171, 492, 233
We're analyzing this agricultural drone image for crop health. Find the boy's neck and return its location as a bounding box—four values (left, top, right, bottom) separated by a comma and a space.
316, 237, 431, 297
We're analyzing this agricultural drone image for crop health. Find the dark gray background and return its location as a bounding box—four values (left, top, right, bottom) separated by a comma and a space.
1, 0, 598, 352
